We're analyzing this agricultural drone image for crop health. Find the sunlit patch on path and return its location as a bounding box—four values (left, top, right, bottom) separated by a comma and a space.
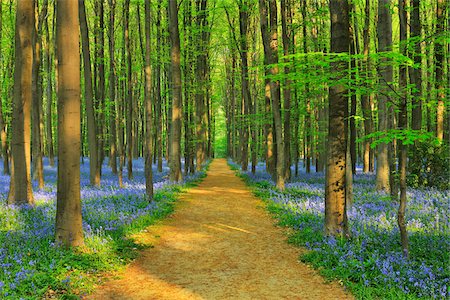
88, 159, 353, 299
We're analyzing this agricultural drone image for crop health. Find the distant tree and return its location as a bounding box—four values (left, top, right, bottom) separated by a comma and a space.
361, 0, 374, 173
435, 0, 445, 141
259, 0, 284, 190
108, 0, 117, 174
79, 0, 100, 186
238, 0, 251, 172
124, 0, 134, 179
55, 0, 84, 247
144, 0, 154, 200
31, 0, 48, 189
0, 2, 9, 175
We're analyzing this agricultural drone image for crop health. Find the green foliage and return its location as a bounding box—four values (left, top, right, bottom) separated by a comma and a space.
358, 129, 440, 148
408, 142, 450, 190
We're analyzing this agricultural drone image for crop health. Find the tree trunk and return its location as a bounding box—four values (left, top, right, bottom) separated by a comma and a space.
79, 0, 100, 186
325, 0, 350, 237
237, 1, 251, 172
301, 1, 311, 174
195, 0, 208, 171
281, 0, 293, 180
0, 3, 9, 175
32, 0, 47, 189
168, 0, 183, 182
55, 0, 84, 248
375, 0, 392, 193
124, 0, 133, 179
361, 0, 372, 173
9, 0, 35, 205
410, 0, 422, 131
44, 17, 54, 168
349, 1, 359, 175
156, 1, 163, 172
144, 0, 154, 200
435, 0, 445, 142
108, 0, 117, 174
96, 0, 105, 176
259, 0, 284, 189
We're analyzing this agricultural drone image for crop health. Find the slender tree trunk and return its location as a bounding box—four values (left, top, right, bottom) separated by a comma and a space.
124, 0, 133, 179
108, 0, 117, 174
325, 0, 350, 237
55, 0, 84, 248
156, 1, 163, 172
301, 1, 311, 174
96, 0, 105, 176
398, 0, 409, 257
168, 0, 182, 182
376, 0, 392, 193
0, 3, 9, 175
259, 0, 284, 189
361, 0, 372, 173
9, 0, 35, 205
435, 0, 445, 141
349, 1, 358, 175
32, 0, 47, 189
410, 0, 422, 131
281, 0, 293, 180
236, 1, 251, 172
195, 0, 208, 171
79, 0, 100, 186
144, 0, 154, 200
44, 17, 54, 168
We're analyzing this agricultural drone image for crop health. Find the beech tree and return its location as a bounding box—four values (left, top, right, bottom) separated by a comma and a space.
324, 0, 350, 236
375, 0, 392, 193
55, 0, 84, 247
79, 0, 100, 186
168, 0, 183, 182
8, 0, 35, 205
144, 0, 154, 200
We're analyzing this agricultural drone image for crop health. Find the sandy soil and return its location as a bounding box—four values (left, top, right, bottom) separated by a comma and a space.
87, 159, 353, 300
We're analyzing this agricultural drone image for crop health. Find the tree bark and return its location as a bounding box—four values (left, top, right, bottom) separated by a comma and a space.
281, 0, 293, 180
361, 0, 373, 173
0, 2, 9, 175
195, 0, 208, 171
155, 2, 163, 172
96, 0, 106, 176
32, 0, 47, 189
9, 0, 35, 205
410, 0, 422, 131
144, 0, 154, 200
108, 0, 117, 174
375, 0, 392, 193
259, 0, 284, 189
44, 16, 54, 168
79, 0, 100, 186
239, 5, 250, 172
124, 0, 133, 179
435, 0, 445, 141
55, 0, 84, 247
301, 1, 311, 174
168, 0, 183, 182
325, 0, 350, 237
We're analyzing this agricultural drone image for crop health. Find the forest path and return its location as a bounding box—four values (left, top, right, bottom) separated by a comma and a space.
87, 159, 352, 300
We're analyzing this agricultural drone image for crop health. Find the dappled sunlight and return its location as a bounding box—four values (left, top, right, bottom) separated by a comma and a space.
88, 159, 352, 300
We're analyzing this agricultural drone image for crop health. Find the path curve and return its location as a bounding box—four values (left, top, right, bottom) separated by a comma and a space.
88, 159, 352, 299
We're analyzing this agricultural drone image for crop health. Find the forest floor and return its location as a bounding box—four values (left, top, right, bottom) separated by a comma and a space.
87, 159, 352, 299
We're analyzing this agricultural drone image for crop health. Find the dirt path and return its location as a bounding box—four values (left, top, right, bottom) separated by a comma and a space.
88, 159, 352, 300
